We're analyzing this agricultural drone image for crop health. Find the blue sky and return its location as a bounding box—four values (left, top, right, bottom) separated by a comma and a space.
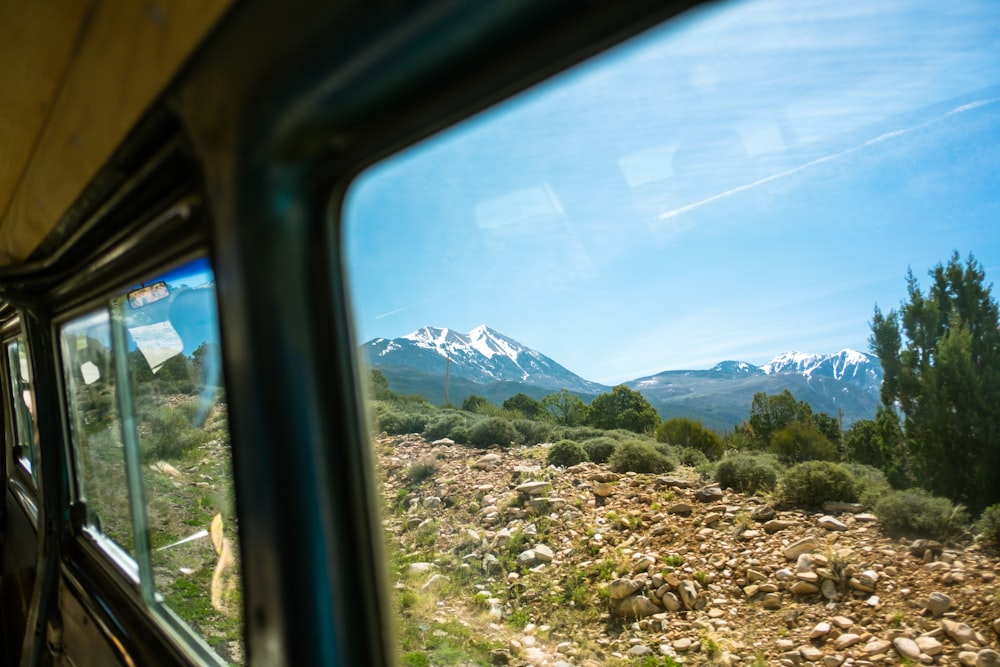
343, 0, 1000, 385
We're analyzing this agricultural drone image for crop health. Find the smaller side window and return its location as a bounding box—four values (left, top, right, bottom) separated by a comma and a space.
6, 337, 39, 484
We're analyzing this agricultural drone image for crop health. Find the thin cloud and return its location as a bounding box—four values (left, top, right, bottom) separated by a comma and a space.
657, 98, 998, 222
375, 292, 452, 319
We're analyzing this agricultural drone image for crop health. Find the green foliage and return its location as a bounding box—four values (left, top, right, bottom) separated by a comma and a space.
714, 452, 781, 495
840, 462, 892, 506
778, 460, 858, 508
541, 389, 589, 426
468, 417, 517, 448
502, 392, 546, 420
137, 402, 211, 463
811, 411, 841, 444
581, 437, 617, 464
842, 407, 910, 486
423, 411, 473, 442
874, 489, 969, 542
369, 369, 396, 401
547, 439, 589, 467
870, 252, 1000, 512
675, 446, 709, 469
551, 425, 607, 442
655, 417, 724, 460
587, 385, 661, 433
373, 402, 431, 435
460, 394, 490, 413
513, 419, 553, 447
769, 420, 836, 463
607, 439, 674, 474
976, 504, 1000, 543
749, 389, 813, 447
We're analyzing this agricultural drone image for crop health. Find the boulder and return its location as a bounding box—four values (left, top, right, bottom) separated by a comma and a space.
925, 591, 952, 617
615, 595, 661, 619
893, 637, 920, 659
977, 649, 1000, 667
818, 515, 848, 531
942, 618, 978, 645
695, 487, 724, 502
515, 481, 551, 496
609, 578, 643, 600
784, 536, 819, 560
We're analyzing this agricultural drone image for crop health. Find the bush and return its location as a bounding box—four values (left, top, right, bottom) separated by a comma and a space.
769, 420, 837, 463
714, 453, 781, 495
581, 437, 617, 464
406, 455, 441, 484
656, 417, 724, 460
607, 440, 675, 474
373, 402, 430, 435
423, 411, 470, 441
468, 417, 517, 448
976, 504, 1000, 543
840, 463, 892, 506
675, 446, 710, 469
513, 419, 553, 447
550, 425, 606, 442
547, 439, 589, 467
138, 402, 211, 462
778, 460, 858, 508
875, 489, 969, 542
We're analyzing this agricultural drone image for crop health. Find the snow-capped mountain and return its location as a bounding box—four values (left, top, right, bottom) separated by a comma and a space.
762, 349, 882, 393
362, 325, 606, 395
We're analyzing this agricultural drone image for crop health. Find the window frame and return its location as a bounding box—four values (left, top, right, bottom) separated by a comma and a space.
2, 320, 41, 526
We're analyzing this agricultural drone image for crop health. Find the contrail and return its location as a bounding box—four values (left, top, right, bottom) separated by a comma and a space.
658, 98, 998, 222
376, 292, 452, 319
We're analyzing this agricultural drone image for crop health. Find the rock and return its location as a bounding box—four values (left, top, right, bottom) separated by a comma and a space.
774, 568, 794, 582
515, 481, 551, 496
751, 505, 776, 522
593, 482, 613, 497
763, 519, 795, 533
517, 550, 536, 566
616, 595, 661, 619
659, 476, 693, 489
423, 496, 442, 509
784, 536, 819, 560
822, 657, 844, 667
960, 651, 981, 667
993, 618, 1000, 636
533, 544, 554, 562
942, 618, 978, 645
703, 512, 723, 525
830, 616, 854, 629
833, 634, 861, 650
915, 636, 943, 656
661, 592, 681, 611
431, 438, 455, 446
679, 580, 699, 610
823, 501, 864, 513
609, 578, 643, 600
800, 645, 824, 662
667, 503, 692, 516
818, 515, 848, 531
977, 649, 1000, 667
909, 539, 944, 559
863, 639, 892, 656
810, 622, 832, 639
795, 553, 815, 573
821, 579, 839, 600
790, 581, 820, 595
747, 568, 768, 582
628, 645, 653, 657
893, 637, 920, 659
925, 591, 952, 617
673, 638, 693, 651
695, 487, 724, 502
762, 593, 782, 610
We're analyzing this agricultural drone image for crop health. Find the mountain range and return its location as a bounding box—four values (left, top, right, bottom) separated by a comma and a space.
361, 325, 883, 431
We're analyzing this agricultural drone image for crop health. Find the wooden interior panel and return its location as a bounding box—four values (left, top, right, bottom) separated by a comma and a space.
0, 0, 231, 265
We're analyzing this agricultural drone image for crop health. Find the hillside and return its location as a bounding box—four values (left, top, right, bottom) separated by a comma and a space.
380, 435, 1000, 667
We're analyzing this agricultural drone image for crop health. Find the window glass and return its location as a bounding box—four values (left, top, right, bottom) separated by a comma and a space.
343, 0, 1000, 664
60, 258, 242, 664
62, 311, 134, 553
7, 337, 39, 482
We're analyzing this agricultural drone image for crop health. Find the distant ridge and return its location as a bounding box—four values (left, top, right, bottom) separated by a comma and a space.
361, 326, 883, 430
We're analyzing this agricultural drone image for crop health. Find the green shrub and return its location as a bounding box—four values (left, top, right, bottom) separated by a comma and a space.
656, 417, 724, 460
769, 420, 837, 463
513, 419, 553, 447
581, 437, 617, 464
841, 462, 892, 506
778, 460, 857, 508
875, 489, 969, 542
468, 417, 517, 448
675, 446, 710, 469
976, 504, 1000, 543
138, 403, 211, 462
423, 411, 470, 441
551, 425, 606, 442
373, 402, 430, 435
607, 440, 675, 474
547, 439, 589, 467
714, 453, 781, 494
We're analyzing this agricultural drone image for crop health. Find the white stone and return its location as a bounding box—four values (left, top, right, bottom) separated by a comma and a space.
784, 536, 819, 560
818, 515, 849, 531
893, 637, 920, 659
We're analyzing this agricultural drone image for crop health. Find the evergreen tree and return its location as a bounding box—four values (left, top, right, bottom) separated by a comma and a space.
540, 389, 589, 426
502, 392, 545, 419
748, 390, 813, 447
587, 385, 660, 433
870, 252, 1000, 512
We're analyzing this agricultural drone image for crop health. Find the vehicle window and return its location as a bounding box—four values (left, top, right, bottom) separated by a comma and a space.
60, 258, 243, 664
342, 0, 1000, 664
6, 336, 39, 483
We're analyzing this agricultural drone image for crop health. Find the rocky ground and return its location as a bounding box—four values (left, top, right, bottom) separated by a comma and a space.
378, 433, 1000, 666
